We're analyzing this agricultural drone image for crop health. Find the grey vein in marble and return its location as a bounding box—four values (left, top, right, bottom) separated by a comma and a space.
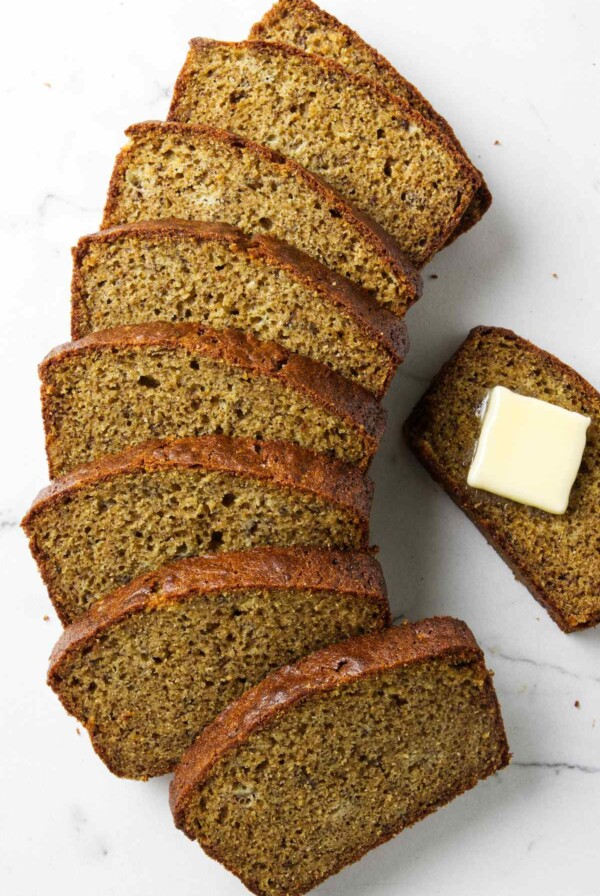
512, 761, 600, 775
485, 646, 600, 686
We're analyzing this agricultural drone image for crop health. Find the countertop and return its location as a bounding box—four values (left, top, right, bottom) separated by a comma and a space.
1, 0, 599, 893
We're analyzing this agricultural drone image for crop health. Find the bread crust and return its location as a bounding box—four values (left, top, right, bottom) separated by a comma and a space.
249, 0, 492, 242
22, 436, 373, 625
40, 322, 387, 476
71, 220, 410, 387
167, 39, 481, 264
170, 618, 510, 896
102, 121, 423, 311
22, 434, 373, 532
48, 548, 390, 777
49, 548, 390, 674
404, 326, 600, 632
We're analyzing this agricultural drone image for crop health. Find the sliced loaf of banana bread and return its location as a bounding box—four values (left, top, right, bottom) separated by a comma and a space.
48, 547, 390, 779
22, 436, 372, 624
40, 322, 386, 478
71, 220, 409, 396
168, 39, 481, 266
404, 326, 600, 632
250, 0, 492, 241
102, 122, 421, 317
171, 619, 509, 896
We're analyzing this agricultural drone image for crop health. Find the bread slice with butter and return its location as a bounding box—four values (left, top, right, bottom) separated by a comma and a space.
404, 326, 599, 632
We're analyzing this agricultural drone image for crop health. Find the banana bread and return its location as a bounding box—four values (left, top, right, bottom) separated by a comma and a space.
71, 220, 409, 396
404, 326, 600, 632
171, 618, 509, 896
168, 39, 481, 267
40, 322, 386, 478
48, 547, 390, 779
102, 122, 422, 317
22, 436, 372, 624
250, 0, 492, 242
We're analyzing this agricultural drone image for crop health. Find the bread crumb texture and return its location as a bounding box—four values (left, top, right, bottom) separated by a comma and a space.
41, 323, 384, 477
22, 437, 371, 624
174, 625, 508, 896
102, 123, 422, 316
49, 549, 389, 779
248, 0, 492, 241
168, 40, 480, 266
72, 222, 407, 395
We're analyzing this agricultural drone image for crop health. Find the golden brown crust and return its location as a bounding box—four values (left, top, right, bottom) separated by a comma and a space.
102, 121, 422, 307
249, 0, 492, 242
22, 435, 374, 534
167, 39, 481, 262
404, 326, 600, 632
71, 220, 409, 373
170, 618, 510, 829
49, 548, 390, 674
39, 322, 387, 476
250, 235, 409, 365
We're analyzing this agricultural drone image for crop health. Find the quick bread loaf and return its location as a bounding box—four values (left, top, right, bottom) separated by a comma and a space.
40, 322, 386, 478
22, 8, 517, 893
250, 0, 492, 241
168, 39, 481, 267
171, 619, 509, 896
102, 122, 422, 317
71, 220, 409, 396
48, 548, 390, 779
405, 326, 600, 632
22, 436, 373, 624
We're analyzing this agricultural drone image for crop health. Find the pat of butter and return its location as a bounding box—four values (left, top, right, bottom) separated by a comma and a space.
467, 386, 591, 514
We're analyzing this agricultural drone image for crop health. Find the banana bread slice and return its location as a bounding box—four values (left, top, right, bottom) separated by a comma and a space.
404, 327, 600, 632
40, 322, 386, 478
171, 619, 509, 896
71, 220, 409, 397
250, 0, 492, 242
168, 39, 481, 267
22, 436, 372, 624
102, 122, 421, 317
48, 547, 390, 780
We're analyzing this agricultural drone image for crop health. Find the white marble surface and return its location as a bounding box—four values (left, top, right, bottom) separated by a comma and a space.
1, 0, 599, 893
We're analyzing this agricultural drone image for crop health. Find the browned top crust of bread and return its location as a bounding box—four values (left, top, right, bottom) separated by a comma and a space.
167, 40, 481, 266
101, 122, 422, 315
404, 326, 600, 632
71, 220, 409, 371
249, 0, 492, 241
49, 548, 390, 672
170, 617, 509, 822
40, 321, 387, 456
22, 435, 373, 531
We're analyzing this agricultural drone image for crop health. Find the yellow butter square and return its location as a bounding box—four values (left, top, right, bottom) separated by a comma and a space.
467, 386, 590, 514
